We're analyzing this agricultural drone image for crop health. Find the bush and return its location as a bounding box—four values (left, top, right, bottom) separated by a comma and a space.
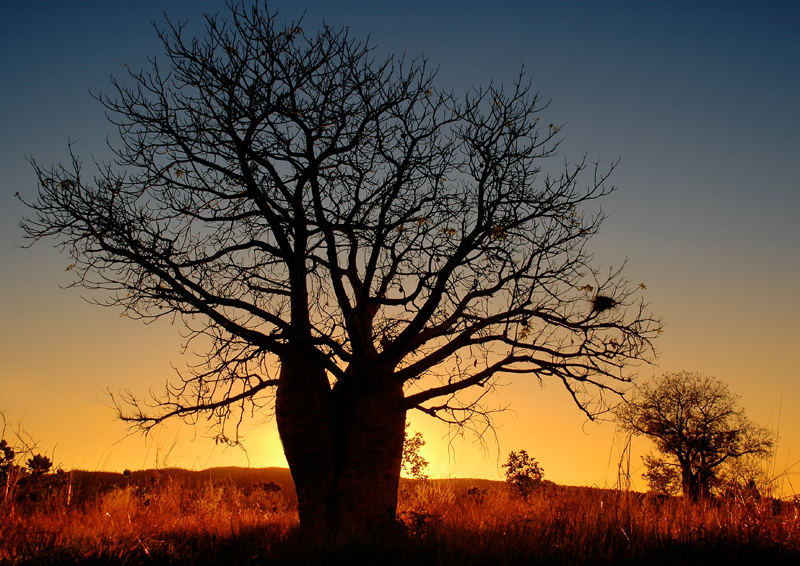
641, 454, 681, 497
26, 453, 53, 476
503, 450, 544, 500
402, 425, 429, 480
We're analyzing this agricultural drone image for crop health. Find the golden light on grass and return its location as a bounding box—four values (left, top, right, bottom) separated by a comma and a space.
2, 470, 798, 564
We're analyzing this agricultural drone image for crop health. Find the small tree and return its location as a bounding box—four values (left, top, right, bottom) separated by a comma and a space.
503, 449, 544, 499
0, 439, 14, 478
401, 425, 429, 480
641, 454, 681, 497
0, 438, 21, 504
1, 414, 44, 503
617, 371, 773, 500
26, 454, 53, 476
715, 452, 772, 499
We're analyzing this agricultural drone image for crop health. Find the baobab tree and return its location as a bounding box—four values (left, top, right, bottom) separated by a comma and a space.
616, 371, 773, 500
21, 2, 659, 538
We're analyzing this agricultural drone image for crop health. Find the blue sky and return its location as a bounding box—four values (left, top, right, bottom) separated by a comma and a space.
1, 1, 798, 488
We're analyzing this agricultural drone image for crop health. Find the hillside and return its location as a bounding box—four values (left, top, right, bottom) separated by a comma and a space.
64, 467, 518, 505
64, 466, 298, 505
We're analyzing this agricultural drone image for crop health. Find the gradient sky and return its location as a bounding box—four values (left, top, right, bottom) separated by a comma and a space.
1, 1, 798, 493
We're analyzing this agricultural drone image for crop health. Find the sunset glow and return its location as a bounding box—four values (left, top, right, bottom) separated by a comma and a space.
1, 1, 798, 500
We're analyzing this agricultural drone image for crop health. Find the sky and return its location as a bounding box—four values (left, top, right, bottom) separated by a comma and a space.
1, 1, 798, 494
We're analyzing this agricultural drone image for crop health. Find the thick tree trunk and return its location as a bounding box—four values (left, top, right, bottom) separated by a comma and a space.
275, 351, 336, 535
276, 353, 406, 542
330, 372, 406, 539
681, 467, 706, 501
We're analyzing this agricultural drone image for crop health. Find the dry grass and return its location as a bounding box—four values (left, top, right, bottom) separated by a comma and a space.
1, 473, 296, 565
2, 471, 798, 565
397, 482, 800, 564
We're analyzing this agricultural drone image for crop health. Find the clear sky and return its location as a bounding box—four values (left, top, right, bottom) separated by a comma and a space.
1, 1, 798, 493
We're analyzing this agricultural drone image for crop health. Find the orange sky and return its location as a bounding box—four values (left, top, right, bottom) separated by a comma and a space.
3, 250, 797, 494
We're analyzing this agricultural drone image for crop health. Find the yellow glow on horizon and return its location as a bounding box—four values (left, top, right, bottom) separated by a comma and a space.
2, 253, 798, 496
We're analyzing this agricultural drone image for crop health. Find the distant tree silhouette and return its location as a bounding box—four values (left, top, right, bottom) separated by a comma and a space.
0, 440, 14, 478
401, 425, 429, 480
616, 371, 773, 500
26, 454, 53, 476
640, 454, 682, 497
21, 1, 659, 539
1, 413, 46, 503
0, 439, 17, 502
503, 450, 544, 499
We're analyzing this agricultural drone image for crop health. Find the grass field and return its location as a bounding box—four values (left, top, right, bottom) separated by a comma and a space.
2, 468, 798, 565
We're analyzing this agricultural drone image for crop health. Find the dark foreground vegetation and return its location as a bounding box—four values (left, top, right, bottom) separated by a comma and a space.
2, 468, 798, 565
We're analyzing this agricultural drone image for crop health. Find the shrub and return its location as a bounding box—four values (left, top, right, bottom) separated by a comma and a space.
26, 453, 53, 476
503, 450, 544, 499
402, 425, 429, 480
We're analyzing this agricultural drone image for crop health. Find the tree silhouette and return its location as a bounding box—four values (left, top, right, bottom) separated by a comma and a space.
503, 450, 544, 499
640, 454, 682, 496
25, 454, 53, 476
21, 2, 659, 538
0, 439, 15, 494
401, 425, 429, 481
616, 371, 773, 500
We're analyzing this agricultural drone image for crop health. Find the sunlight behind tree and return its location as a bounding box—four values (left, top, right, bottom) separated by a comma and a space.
21, 1, 659, 539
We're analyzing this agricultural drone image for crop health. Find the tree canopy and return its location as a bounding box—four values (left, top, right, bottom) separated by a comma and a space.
616, 371, 773, 500
21, 2, 660, 536
503, 449, 545, 499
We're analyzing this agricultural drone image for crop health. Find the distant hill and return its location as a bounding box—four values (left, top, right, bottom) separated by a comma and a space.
401, 477, 506, 492
63, 467, 560, 507
64, 467, 297, 505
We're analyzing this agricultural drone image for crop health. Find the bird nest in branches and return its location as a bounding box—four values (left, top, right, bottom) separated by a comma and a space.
591, 295, 617, 314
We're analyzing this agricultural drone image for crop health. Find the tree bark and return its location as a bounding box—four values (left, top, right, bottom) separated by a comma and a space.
276, 353, 406, 542
681, 467, 708, 501
330, 371, 406, 539
275, 350, 336, 535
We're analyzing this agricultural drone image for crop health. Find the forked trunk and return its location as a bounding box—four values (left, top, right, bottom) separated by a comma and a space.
276, 354, 406, 542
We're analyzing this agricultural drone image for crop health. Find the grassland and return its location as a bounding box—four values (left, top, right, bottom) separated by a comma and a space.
1, 468, 798, 565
